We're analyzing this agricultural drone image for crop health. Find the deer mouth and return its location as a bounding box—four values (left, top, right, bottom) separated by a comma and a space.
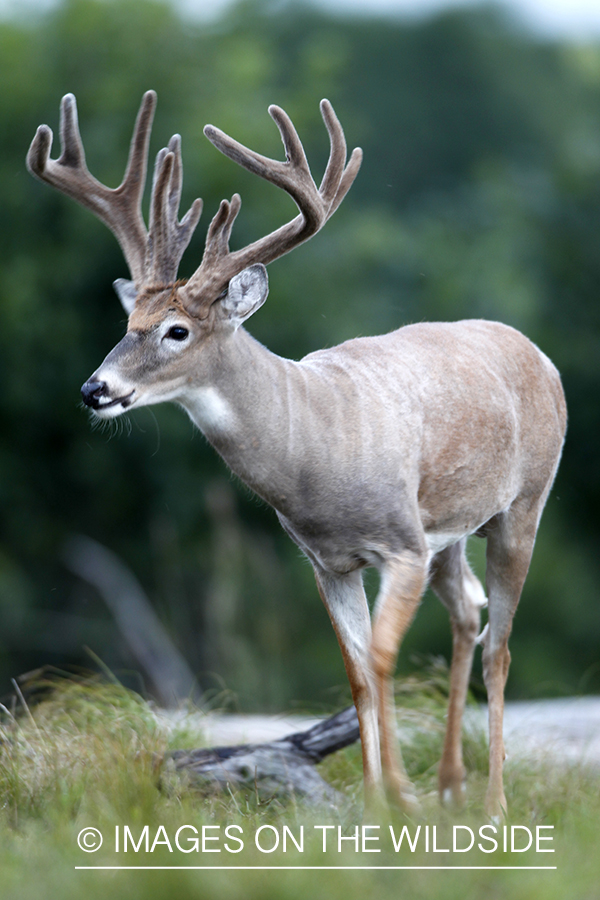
86, 389, 136, 415
96, 390, 135, 411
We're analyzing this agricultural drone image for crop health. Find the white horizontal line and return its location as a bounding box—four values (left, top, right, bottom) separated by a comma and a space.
75, 865, 558, 871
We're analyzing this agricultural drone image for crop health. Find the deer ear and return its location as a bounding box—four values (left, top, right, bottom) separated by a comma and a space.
220, 264, 268, 325
113, 278, 138, 315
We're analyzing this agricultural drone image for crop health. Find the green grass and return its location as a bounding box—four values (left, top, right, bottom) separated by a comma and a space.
0, 670, 597, 899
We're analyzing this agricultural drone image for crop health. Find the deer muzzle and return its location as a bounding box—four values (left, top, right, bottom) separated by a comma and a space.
81, 378, 135, 412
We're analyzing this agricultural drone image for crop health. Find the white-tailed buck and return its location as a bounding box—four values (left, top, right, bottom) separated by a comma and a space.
28, 92, 566, 816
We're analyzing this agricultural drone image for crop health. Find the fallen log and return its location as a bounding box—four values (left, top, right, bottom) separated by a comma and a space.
169, 705, 359, 805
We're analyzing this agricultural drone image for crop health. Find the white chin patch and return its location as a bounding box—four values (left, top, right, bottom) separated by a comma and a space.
93, 391, 135, 418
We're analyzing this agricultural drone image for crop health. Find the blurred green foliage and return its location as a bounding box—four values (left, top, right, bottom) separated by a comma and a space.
0, 0, 599, 709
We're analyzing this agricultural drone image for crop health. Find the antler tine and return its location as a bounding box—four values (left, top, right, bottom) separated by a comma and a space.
203, 194, 242, 266
119, 90, 156, 207
315, 99, 364, 219
58, 92, 85, 168
181, 99, 361, 313
317, 99, 349, 209
148, 135, 203, 284
327, 147, 363, 218
265, 105, 314, 182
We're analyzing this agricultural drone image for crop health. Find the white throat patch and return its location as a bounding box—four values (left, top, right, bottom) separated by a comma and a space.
182, 386, 235, 434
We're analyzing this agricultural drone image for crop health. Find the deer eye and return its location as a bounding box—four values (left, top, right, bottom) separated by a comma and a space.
165, 325, 189, 341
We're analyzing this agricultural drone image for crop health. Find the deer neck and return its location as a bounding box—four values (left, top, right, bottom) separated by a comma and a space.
177, 327, 301, 506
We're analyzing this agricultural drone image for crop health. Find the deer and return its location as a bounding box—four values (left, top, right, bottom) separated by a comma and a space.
27, 91, 566, 818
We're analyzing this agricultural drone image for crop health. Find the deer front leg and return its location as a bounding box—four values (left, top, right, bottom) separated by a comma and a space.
371, 551, 428, 811
313, 567, 385, 809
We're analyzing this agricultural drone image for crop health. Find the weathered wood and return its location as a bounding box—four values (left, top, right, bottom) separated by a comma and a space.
170, 705, 359, 805
64, 535, 196, 705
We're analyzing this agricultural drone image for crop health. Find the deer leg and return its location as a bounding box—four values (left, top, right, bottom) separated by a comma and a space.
313, 567, 385, 807
429, 539, 486, 806
371, 551, 429, 810
482, 496, 545, 818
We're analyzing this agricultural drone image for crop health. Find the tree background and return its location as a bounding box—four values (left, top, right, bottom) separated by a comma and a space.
0, 0, 598, 711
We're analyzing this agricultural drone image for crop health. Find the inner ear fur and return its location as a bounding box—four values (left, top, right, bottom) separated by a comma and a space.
220, 264, 269, 324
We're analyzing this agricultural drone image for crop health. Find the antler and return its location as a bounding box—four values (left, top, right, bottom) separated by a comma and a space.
181, 99, 362, 315
27, 94, 361, 316
26, 91, 203, 293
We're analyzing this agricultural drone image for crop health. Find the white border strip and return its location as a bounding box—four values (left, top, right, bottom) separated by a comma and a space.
76, 865, 557, 870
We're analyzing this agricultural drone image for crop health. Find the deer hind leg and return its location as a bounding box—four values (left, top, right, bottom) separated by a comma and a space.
370, 551, 429, 811
313, 567, 385, 808
429, 538, 487, 807
482, 495, 546, 818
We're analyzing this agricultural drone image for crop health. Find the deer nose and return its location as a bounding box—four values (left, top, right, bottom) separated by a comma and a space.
81, 379, 108, 409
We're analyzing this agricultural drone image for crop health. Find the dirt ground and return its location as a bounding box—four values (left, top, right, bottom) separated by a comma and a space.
174, 696, 600, 766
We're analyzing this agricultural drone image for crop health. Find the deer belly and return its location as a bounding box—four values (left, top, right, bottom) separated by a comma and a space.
275, 492, 422, 574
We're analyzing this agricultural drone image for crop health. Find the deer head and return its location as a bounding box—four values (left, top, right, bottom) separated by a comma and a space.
27, 92, 362, 417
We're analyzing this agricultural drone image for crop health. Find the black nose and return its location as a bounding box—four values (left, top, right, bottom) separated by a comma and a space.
81, 380, 108, 409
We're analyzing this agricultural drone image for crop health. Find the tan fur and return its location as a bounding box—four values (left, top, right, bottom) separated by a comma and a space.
127, 283, 192, 331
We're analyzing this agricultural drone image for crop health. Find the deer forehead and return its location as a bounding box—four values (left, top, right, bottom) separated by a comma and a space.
127, 288, 195, 332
